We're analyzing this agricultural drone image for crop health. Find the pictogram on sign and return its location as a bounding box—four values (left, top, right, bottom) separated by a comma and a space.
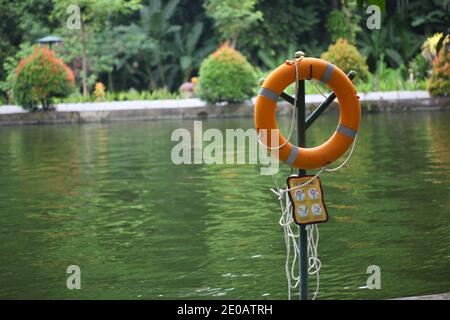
287, 175, 328, 225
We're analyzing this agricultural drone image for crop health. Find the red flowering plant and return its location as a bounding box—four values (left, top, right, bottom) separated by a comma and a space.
13, 46, 75, 111
427, 39, 450, 97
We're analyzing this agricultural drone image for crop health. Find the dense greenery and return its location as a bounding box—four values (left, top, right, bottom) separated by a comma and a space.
13, 46, 74, 110
204, 0, 262, 48
0, 0, 448, 105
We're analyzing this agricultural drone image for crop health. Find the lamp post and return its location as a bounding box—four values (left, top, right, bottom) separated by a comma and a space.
36, 35, 62, 49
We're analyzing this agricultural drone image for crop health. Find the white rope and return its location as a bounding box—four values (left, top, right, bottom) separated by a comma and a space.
272, 174, 318, 300
271, 132, 358, 300
271, 134, 358, 200
275, 184, 299, 300
324, 134, 358, 172
273, 183, 321, 300
306, 224, 321, 300
258, 58, 301, 150
271, 168, 325, 199
312, 79, 328, 98
263, 56, 358, 299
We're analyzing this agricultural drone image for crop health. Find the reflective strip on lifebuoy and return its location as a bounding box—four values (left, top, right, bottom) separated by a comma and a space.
254, 57, 361, 169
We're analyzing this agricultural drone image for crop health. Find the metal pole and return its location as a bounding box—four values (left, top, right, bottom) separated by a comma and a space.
295, 78, 308, 300
278, 57, 356, 299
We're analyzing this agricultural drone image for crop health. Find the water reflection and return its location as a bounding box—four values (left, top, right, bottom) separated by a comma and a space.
0, 111, 449, 299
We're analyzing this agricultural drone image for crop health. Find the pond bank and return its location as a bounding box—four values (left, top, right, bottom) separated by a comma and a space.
395, 293, 450, 300
0, 90, 449, 125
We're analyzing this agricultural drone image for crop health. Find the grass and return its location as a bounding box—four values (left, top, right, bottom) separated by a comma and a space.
357, 66, 427, 92
263, 66, 427, 96
53, 88, 181, 104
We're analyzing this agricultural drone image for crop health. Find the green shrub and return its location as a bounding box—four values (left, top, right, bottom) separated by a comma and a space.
0, 42, 35, 104
409, 53, 430, 81
197, 43, 258, 103
428, 44, 450, 97
13, 46, 75, 111
53, 88, 180, 104
100, 88, 179, 102
321, 38, 370, 81
408, 33, 448, 84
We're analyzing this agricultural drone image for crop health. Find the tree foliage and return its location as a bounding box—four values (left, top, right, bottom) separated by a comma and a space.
51, 0, 141, 95
0, 0, 448, 103
204, 0, 262, 48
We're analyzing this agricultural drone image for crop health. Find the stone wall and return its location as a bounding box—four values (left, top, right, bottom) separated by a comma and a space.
0, 97, 449, 126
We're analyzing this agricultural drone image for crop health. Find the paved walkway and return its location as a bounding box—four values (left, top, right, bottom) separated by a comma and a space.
396, 293, 450, 300
0, 91, 431, 115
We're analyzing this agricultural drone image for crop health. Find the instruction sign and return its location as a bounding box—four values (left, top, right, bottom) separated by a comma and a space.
287, 175, 328, 225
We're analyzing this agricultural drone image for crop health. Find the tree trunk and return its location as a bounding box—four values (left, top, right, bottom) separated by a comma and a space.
332, 0, 339, 9
108, 71, 114, 92
144, 62, 157, 91
230, 32, 239, 49
184, 68, 192, 83
342, 5, 353, 42
80, 22, 88, 97
157, 57, 166, 89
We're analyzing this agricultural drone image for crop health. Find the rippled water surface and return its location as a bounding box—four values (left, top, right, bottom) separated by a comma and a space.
0, 111, 449, 299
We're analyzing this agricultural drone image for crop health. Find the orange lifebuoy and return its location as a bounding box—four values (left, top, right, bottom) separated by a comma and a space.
254, 57, 360, 169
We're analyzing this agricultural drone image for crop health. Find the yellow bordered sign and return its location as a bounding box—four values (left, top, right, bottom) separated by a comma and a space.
287, 175, 328, 225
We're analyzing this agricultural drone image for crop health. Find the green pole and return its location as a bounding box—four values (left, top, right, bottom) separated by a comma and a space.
279, 51, 356, 300
295, 76, 308, 300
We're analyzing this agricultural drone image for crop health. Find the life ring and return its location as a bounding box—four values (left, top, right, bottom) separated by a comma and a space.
254, 57, 360, 169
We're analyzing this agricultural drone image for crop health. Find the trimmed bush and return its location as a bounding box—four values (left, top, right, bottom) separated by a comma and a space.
321, 38, 370, 81
197, 43, 258, 103
13, 46, 75, 111
428, 42, 450, 97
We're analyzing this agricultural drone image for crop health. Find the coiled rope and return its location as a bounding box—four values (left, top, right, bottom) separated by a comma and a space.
271, 135, 357, 300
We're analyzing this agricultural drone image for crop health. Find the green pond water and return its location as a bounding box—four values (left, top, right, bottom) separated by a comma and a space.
0, 111, 449, 300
